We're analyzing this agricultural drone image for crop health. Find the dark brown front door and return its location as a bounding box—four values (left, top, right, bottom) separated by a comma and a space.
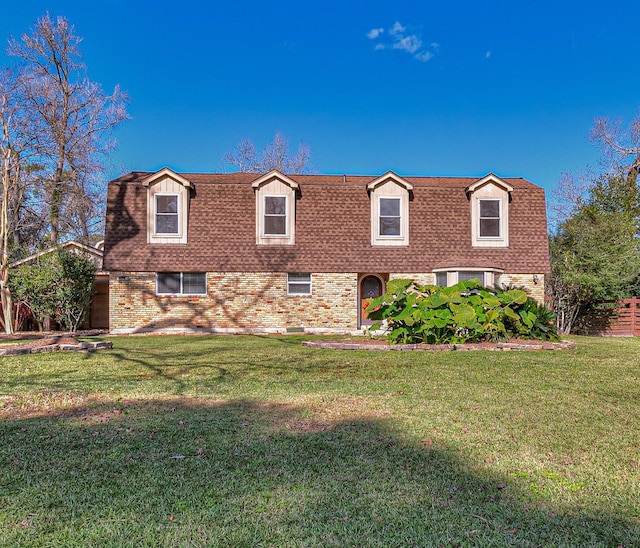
360, 275, 383, 326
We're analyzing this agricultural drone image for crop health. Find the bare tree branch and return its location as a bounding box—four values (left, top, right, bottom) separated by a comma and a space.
223, 131, 314, 174
8, 12, 129, 245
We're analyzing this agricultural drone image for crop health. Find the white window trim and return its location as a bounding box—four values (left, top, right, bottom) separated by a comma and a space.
287, 273, 312, 296
154, 193, 181, 237
263, 195, 289, 238
467, 175, 511, 248
478, 198, 502, 240
433, 269, 501, 288
156, 272, 207, 296
377, 196, 403, 239
252, 172, 297, 246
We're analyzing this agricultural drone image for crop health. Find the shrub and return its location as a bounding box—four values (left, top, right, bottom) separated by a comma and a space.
9, 247, 96, 332
366, 279, 559, 344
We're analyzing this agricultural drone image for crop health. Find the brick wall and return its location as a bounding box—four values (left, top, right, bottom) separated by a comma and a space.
109, 271, 358, 332
389, 273, 435, 285
497, 273, 545, 304
109, 270, 546, 333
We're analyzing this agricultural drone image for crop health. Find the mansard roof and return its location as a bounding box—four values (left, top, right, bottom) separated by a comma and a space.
104, 170, 550, 274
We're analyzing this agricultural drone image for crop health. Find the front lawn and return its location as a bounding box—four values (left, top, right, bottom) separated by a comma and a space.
0, 335, 638, 546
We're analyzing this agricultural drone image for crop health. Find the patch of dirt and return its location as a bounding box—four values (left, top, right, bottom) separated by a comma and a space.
26, 336, 81, 348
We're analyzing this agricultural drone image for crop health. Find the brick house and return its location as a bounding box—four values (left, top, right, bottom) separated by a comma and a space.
103, 168, 550, 334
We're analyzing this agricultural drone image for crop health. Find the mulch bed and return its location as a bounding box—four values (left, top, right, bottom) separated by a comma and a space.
303, 338, 576, 352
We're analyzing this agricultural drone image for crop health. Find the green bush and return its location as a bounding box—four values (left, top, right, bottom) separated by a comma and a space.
366, 279, 559, 344
9, 247, 96, 332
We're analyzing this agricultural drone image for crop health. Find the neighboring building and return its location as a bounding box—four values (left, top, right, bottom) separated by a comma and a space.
10, 240, 109, 330
103, 168, 550, 334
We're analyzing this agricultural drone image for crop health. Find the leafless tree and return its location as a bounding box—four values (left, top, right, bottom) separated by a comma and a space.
223, 130, 314, 174
8, 13, 129, 245
0, 67, 39, 332
591, 114, 640, 182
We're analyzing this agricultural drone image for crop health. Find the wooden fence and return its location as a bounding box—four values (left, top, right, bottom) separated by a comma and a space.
578, 297, 640, 337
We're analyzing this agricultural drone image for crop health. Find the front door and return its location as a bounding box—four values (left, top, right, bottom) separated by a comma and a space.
360, 275, 383, 326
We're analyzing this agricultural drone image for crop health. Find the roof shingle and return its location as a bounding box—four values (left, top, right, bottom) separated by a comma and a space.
104, 171, 550, 274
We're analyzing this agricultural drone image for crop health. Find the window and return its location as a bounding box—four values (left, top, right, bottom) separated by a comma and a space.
458, 271, 485, 285
143, 169, 191, 244
287, 273, 312, 295
435, 272, 448, 287
434, 271, 490, 287
264, 196, 287, 236
367, 173, 411, 246
155, 194, 179, 235
467, 175, 511, 248
379, 197, 401, 236
157, 272, 207, 295
252, 173, 298, 245
479, 199, 501, 238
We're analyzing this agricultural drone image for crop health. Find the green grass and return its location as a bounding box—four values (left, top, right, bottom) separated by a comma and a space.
0, 334, 638, 546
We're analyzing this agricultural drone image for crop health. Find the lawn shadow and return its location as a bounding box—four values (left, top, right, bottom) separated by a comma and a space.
1, 397, 637, 546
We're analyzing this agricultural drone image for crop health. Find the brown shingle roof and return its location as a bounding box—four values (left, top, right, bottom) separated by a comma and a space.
104, 171, 550, 274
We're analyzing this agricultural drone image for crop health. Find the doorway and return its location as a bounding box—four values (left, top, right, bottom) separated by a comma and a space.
359, 275, 384, 327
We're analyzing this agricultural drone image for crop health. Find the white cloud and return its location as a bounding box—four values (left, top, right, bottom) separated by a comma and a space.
390, 21, 406, 36
368, 20, 438, 63
414, 51, 434, 62
393, 35, 422, 54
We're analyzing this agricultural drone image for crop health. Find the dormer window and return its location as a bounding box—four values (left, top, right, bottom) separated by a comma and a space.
368, 171, 412, 246
252, 170, 298, 245
155, 194, 180, 235
379, 197, 401, 236
479, 199, 501, 238
142, 168, 192, 245
467, 174, 512, 248
264, 195, 288, 236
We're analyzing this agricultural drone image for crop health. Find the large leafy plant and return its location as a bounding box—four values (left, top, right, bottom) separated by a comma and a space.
366, 279, 558, 344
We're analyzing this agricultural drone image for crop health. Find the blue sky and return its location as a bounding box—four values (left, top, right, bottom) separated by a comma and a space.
2, 1, 639, 193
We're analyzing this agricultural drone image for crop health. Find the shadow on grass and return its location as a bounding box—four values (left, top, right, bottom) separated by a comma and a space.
1, 398, 637, 546
99, 335, 367, 395
0, 335, 360, 399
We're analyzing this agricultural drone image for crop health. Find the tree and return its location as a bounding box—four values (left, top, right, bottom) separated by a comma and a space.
223, 130, 313, 174
549, 111, 640, 333
8, 13, 128, 246
549, 175, 640, 333
9, 247, 96, 332
590, 115, 640, 183
54, 248, 97, 332
0, 67, 40, 333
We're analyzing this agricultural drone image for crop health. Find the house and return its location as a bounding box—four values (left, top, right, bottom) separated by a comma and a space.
103, 168, 550, 334
10, 240, 109, 330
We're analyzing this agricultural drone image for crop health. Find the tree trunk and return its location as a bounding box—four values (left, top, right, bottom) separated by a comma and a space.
0, 154, 13, 333
0, 279, 13, 334
49, 155, 65, 246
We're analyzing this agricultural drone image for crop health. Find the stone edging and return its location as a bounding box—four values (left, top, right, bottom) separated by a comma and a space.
302, 340, 576, 352
0, 341, 113, 356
